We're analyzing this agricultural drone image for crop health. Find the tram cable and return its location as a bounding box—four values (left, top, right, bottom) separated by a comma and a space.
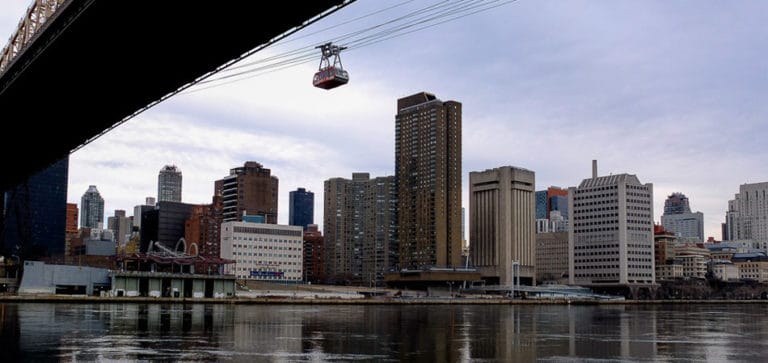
184, 0, 516, 94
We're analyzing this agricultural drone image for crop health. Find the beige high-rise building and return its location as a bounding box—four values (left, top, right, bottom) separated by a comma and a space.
395, 92, 462, 269
469, 166, 536, 285
568, 161, 655, 287
323, 173, 397, 285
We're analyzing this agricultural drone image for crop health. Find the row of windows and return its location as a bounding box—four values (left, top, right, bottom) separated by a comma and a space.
237, 275, 302, 280
234, 245, 301, 252
236, 267, 301, 273
575, 252, 618, 257
627, 265, 652, 270
231, 236, 302, 244
628, 257, 652, 262
234, 252, 301, 259
236, 259, 301, 266
232, 226, 302, 236
575, 213, 618, 220
627, 219, 651, 225
576, 207, 619, 214
628, 251, 652, 256
628, 206, 650, 211
575, 227, 619, 233
574, 273, 618, 278
574, 192, 617, 201
575, 244, 619, 249
576, 186, 618, 194
627, 199, 650, 204
626, 191, 649, 198
628, 227, 653, 231
575, 200, 618, 207
573, 258, 619, 270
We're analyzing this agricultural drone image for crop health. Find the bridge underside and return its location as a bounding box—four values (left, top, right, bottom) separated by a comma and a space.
0, 1, 344, 191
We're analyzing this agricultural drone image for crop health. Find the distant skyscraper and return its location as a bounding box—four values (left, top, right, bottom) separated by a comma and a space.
324, 173, 397, 285
2, 157, 69, 259
549, 194, 568, 219
80, 185, 104, 229
661, 192, 704, 242
395, 92, 462, 269
535, 191, 547, 220
724, 182, 768, 243
133, 197, 156, 232
158, 165, 182, 202
470, 166, 536, 285
535, 187, 568, 221
289, 188, 314, 229
107, 209, 133, 246
215, 161, 278, 223
569, 161, 655, 287
663, 192, 691, 215
140, 201, 195, 252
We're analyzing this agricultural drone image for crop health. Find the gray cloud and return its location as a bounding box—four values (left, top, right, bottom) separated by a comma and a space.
3, 0, 766, 239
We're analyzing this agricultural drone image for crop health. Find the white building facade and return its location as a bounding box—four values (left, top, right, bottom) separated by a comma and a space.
569, 162, 655, 286
725, 182, 768, 244
221, 221, 303, 281
661, 212, 704, 242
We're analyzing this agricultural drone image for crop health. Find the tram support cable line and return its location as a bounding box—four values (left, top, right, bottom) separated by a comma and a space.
187, 0, 518, 94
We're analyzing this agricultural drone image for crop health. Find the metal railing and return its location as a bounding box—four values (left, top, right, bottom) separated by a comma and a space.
0, 0, 66, 74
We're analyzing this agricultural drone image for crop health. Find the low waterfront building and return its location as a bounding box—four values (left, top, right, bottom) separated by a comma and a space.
19, 261, 110, 295
732, 252, 768, 282
711, 260, 740, 281
656, 263, 683, 281
676, 254, 708, 279
110, 271, 235, 298
221, 221, 304, 282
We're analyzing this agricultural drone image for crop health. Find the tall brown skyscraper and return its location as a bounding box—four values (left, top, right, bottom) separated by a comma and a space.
215, 161, 278, 223
395, 92, 462, 269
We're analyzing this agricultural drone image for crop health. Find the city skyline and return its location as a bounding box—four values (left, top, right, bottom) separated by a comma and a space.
2, 1, 766, 239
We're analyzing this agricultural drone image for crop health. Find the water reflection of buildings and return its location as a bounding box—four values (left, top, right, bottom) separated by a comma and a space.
3, 304, 768, 360
460, 305, 657, 361
569, 306, 657, 359
229, 306, 303, 355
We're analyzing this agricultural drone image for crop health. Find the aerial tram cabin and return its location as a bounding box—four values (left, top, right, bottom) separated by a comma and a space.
313, 42, 349, 90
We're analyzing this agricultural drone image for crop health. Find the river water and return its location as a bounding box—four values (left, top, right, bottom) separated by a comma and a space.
1, 302, 767, 361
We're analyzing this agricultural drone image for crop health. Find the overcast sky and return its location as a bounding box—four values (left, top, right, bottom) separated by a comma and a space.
3, 0, 767, 240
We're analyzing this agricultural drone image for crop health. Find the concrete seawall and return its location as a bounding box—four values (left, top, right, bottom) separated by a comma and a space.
1, 295, 767, 305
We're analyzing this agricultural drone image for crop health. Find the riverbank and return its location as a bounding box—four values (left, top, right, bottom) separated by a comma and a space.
1, 294, 767, 305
